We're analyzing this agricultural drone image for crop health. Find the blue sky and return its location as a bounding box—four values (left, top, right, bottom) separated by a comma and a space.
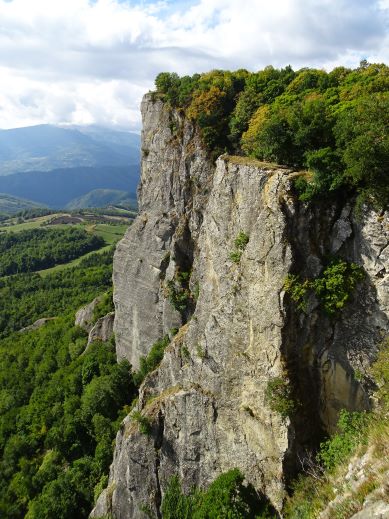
0, 0, 388, 130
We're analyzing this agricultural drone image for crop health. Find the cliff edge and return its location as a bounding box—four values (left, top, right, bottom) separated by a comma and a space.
91, 94, 388, 518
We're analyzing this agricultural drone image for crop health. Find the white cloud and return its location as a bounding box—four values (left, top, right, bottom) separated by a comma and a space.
0, 0, 387, 129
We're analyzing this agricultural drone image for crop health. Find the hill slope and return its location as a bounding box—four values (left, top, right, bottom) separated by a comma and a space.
66, 189, 136, 210
0, 193, 44, 215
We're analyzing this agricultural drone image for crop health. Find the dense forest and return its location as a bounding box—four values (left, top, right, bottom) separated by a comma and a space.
0, 245, 136, 518
0, 228, 104, 276
154, 62, 388, 207
0, 248, 114, 338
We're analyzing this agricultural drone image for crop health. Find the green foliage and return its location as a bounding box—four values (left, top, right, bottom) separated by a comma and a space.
0, 227, 104, 276
0, 247, 114, 338
229, 231, 249, 263
334, 92, 389, 207
311, 260, 364, 315
155, 63, 389, 207
265, 377, 296, 419
0, 320, 135, 518
161, 469, 276, 519
0, 233, 136, 518
317, 411, 369, 471
133, 336, 170, 386
161, 475, 193, 519
131, 411, 152, 436
284, 259, 364, 316
92, 289, 114, 323
165, 270, 195, 313
283, 274, 310, 311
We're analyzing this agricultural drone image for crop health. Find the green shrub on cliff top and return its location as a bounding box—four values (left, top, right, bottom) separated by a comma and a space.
154, 63, 389, 208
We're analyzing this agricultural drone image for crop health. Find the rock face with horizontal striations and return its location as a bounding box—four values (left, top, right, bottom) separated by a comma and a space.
91, 94, 389, 518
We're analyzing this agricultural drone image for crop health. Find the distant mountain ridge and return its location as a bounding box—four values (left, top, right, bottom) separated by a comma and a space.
0, 165, 138, 208
65, 189, 136, 210
0, 124, 140, 176
0, 124, 140, 209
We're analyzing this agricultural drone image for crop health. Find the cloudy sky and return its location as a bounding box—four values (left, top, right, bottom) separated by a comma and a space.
0, 0, 388, 130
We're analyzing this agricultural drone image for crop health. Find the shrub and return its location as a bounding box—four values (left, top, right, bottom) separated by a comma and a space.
161, 469, 277, 519
284, 259, 364, 316
265, 376, 296, 419
92, 290, 114, 323
317, 410, 369, 471
229, 231, 249, 264
131, 411, 152, 436
166, 270, 193, 313
133, 335, 170, 386
311, 260, 364, 315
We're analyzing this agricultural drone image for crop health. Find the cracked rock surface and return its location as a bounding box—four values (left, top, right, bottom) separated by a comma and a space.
91, 95, 389, 518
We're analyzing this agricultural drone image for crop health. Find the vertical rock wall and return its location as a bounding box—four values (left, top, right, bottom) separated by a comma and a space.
113, 94, 213, 369
93, 94, 389, 518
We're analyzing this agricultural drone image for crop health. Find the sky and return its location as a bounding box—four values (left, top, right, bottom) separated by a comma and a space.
0, 0, 388, 131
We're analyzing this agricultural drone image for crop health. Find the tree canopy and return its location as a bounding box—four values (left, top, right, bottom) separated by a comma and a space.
154, 62, 389, 207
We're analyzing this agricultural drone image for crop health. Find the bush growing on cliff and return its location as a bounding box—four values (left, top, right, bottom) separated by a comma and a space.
133, 335, 170, 386
284, 259, 364, 316
317, 410, 369, 471
229, 231, 249, 263
161, 469, 277, 519
265, 376, 296, 419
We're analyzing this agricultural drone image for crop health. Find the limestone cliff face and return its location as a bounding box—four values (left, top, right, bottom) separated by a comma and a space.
113, 94, 213, 369
92, 95, 389, 518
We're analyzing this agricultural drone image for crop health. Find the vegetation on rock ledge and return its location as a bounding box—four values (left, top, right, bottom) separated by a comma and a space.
154, 62, 389, 207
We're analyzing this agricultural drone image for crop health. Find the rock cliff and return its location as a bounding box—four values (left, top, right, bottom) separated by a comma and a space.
91, 94, 389, 518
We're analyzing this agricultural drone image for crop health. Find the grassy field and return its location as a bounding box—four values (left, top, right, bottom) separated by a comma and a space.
0, 214, 57, 232
0, 213, 130, 277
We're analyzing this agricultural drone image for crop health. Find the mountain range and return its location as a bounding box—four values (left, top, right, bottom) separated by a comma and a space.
0, 124, 140, 210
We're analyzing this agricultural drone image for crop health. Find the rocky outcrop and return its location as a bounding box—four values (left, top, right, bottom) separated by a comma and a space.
92, 95, 389, 518
113, 94, 213, 369
86, 312, 115, 348
75, 296, 102, 332
19, 317, 56, 333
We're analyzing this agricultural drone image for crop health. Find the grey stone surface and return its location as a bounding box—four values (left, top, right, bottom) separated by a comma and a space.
91, 94, 389, 519
19, 317, 55, 333
86, 312, 115, 349
113, 94, 213, 369
351, 502, 389, 519
75, 296, 102, 332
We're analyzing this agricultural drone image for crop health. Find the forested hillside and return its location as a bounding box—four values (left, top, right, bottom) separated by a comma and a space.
0, 228, 137, 518
0, 228, 104, 276
154, 62, 388, 207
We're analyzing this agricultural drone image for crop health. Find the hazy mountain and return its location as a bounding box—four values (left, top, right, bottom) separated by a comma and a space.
65, 189, 137, 210
0, 124, 140, 176
0, 165, 138, 208
0, 193, 44, 215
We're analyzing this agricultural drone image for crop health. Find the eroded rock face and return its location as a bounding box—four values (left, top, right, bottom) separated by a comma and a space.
92, 95, 389, 519
113, 94, 213, 369
86, 312, 115, 349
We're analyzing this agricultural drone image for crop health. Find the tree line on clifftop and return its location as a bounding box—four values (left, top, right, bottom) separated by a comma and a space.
154, 61, 388, 208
